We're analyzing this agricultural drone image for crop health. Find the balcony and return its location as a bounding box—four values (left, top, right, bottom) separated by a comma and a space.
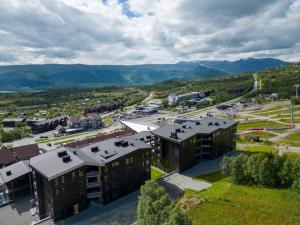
86, 181, 101, 188
86, 192, 102, 199
86, 171, 101, 178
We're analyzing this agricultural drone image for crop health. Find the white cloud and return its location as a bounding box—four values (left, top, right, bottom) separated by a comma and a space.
0, 0, 299, 65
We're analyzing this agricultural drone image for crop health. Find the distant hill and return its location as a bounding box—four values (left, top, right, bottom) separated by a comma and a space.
255, 63, 300, 98
180, 58, 288, 74
0, 58, 288, 90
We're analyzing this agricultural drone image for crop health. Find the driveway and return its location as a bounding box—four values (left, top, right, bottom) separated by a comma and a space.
183, 151, 237, 177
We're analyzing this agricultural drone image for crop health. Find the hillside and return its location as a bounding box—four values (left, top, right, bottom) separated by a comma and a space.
180, 57, 288, 74
0, 58, 287, 90
256, 63, 300, 98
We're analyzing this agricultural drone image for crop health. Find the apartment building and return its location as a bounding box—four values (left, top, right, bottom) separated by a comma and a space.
29, 136, 151, 222
151, 118, 237, 172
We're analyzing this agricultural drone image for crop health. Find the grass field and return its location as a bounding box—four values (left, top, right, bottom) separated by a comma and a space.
245, 131, 277, 139
151, 167, 166, 180
183, 173, 300, 225
237, 121, 283, 131
279, 131, 300, 147
242, 144, 276, 154
253, 107, 300, 117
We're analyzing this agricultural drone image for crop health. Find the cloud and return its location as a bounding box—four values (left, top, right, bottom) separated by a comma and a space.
0, 0, 299, 65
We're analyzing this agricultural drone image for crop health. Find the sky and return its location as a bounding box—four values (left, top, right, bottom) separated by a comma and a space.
0, 0, 299, 65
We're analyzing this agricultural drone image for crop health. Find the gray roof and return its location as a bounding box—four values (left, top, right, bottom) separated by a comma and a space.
30, 147, 84, 180
151, 118, 238, 143
79, 136, 151, 164
29, 136, 151, 180
34, 115, 68, 126
0, 160, 31, 184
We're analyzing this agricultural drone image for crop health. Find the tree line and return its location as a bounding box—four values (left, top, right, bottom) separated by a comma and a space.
221, 153, 300, 193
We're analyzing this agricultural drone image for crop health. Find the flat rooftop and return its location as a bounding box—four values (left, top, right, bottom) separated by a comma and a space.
0, 160, 31, 184
79, 136, 151, 164
30, 147, 85, 180
151, 118, 238, 143
30, 135, 151, 180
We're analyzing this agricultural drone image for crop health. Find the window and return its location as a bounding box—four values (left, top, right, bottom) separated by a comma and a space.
112, 161, 119, 167
130, 156, 134, 164
78, 170, 84, 177
56, 189, 59, 197
145, 159, 150, 165
61, 176, 65, 184
55, 178, 58, 186
62, 186, 65, 193
72, 172, 76, 180
125, 158, 129, 165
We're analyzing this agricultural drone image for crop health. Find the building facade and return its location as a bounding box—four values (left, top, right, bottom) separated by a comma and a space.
151, 118, 237, 173
30, 135, 151, 222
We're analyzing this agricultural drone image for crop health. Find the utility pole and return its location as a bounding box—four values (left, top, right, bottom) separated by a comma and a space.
294, 84, 300, 98
290, 104, 295, 128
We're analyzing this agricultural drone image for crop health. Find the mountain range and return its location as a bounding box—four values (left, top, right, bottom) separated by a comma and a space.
0, 58, 288, 90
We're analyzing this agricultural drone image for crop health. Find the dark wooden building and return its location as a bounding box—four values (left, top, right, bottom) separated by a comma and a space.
151, 118, 238, 173
30, 135, 151, 222
0, 160, 32, 202
29, 116, 68, 134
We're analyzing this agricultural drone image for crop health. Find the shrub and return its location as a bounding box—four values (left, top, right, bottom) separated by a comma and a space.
137, 181, 191, 225
292, 178, 300, 193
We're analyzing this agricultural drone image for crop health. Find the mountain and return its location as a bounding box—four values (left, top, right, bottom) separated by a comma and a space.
0, 64, 225, 90
182, 57, 288, 74
0, 58, 288, 90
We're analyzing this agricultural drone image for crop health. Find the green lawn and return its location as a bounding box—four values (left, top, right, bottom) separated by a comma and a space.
184, 173, 300, 225
279, 131, 300, 147
242, 145, 276, 154
193, 172, 225, 183
151, 167, 166, 180
253, 107, 300, 117
238, 121, 283, 131
245, 131, 277, 139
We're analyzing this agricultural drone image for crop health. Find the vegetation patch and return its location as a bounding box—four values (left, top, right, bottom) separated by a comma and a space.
151, 167, 166, 180
237, 121, 283, 131
185, 179, 300, 225
279, 131, 300, 147
242, 145, 276, 154
193, 172, 225, 183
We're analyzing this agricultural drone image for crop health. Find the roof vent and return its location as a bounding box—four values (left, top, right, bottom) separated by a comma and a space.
146, 135, 151, 139
215, 122, 219, 126
73, 151, 77, 155
195, 121, 201, 125
175, 128, 181, 133
170, 132, 178, 139
182, 125, 187, 129
224, 121, 226, 124
130, 143, 134, 146
62, 155, 71, 163
114, 141, 122, 146
57, 151, 68, 158
121, 141, 129, 147
6, 171, 12, 176
140, 138, 145, 141
208, 122, 213, 126
91, 146, 99, 152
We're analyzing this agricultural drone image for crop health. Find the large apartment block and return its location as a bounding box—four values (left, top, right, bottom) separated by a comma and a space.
30, 136, 151, 222
151, 118, 237, 172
